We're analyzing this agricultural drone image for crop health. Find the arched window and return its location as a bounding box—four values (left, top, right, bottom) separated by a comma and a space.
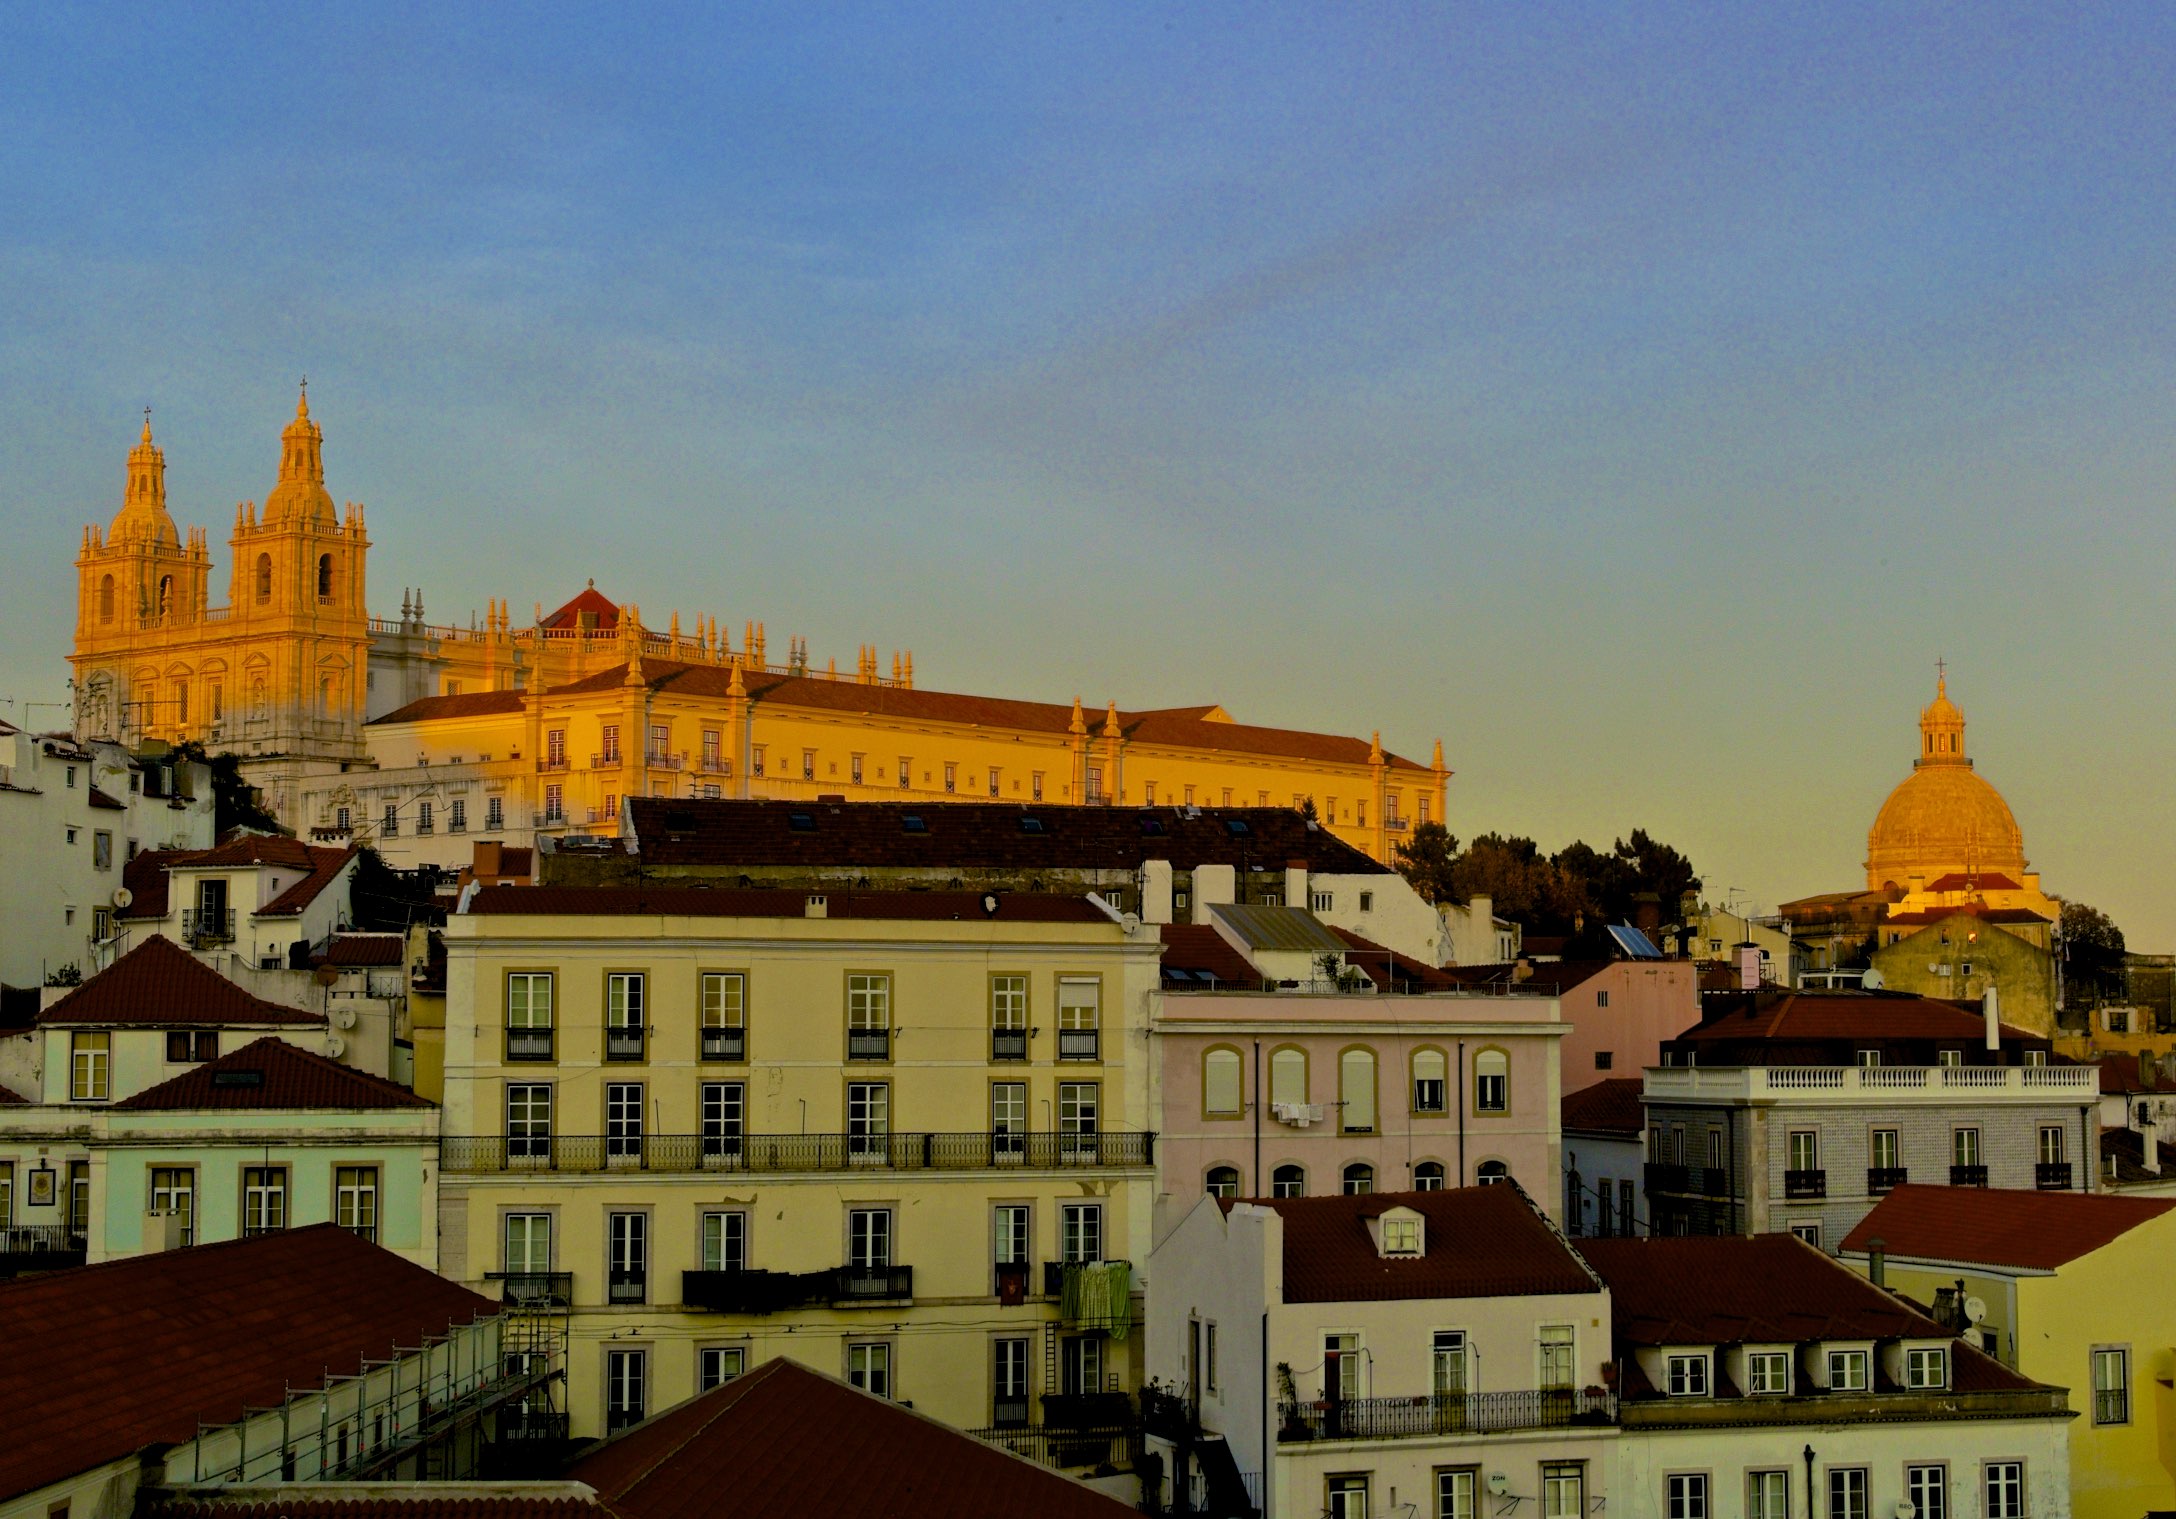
1474, 1048, 1509, 1113
1476, 1160, 1510, 1185
98, 574, 115, 623
1203, 1047, 1243, 1117
1269, 1047, 1308, 1108
1339, 1047, 1377, 1134
1413, 1162, 1446, 1191
1206, 1165, 1240, 1199
1341, 1162, 1374, 1195
1272, 1163, 1305, 1198
255, 553, 272, 601
1411, 1047, 1447, 1113
156, 575, 173, 615
317, 553, 333, 599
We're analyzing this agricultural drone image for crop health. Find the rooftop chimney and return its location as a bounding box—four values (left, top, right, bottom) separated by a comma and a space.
1982, 983, 2000, 1053
1867, 1238, 1886, 1288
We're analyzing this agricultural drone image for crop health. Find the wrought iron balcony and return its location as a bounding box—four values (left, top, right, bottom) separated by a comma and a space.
444, 1129, 1155, 1174
1868, 1166, 1909, 1193
505, 1027, 554, 1061
2035, 1161, 2073, 1191
847, 1028, 890, 1061
991, 1028, 1029, 1061
485, 1270, 573, 1307
992, 1395, 1032, 1430
182, 908, 236, 945
1276, 1390, 1617, 1443
1644, 1162, 1690, 1193
607, 1267, 646, 1304
0, 1224, 87, 1274
682, 1264, 912, 1313
1951, 1164, 1990, 1188
1058, 1029, 1100, 1061
1694, 1166, 1731, 1198
701, 1027, 745, 1061
605, 1026, 645, 1062
1784, 1169, 1827, 1200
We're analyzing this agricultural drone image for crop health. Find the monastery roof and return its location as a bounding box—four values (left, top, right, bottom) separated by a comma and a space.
566, 1357, 1137, 1519
464, 886, 1114, 924
1232, 1186, 1599, 1304
1159, 924, 1268, 988
540, 584, 622, 629
0, 1225, 495, 1502
371, 689, 528, 723
1840, 1184, 2176, 1271
1924, 871, 2024, 892
1883, 904, 2055, 928
114, 1036, 432, 1111
38, 936, 326, 1027
623, 797, 1393, 874
1561, 1077, 1646, 1136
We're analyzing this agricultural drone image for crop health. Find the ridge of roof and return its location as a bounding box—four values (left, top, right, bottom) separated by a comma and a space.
37, 936, 327, 1027
1241, 1186, 1599, 1304
1840, 1184, 2176, 1271
465, 886, 1113, 923
1561, 1077, 1645, 1135
115, 1036, 432, 1111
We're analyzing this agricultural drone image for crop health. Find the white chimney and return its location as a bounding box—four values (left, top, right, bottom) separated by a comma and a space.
1982, 983, 2000, 1052
1285, 861, 1311, 912
805, 894, 828, 919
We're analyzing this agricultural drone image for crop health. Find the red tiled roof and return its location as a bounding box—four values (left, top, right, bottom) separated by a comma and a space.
571, 1357, 1137, 1519
118, 846, 189, 919
0, 1083, 27, 1106
120, 836, 355, 920
1160, 924, 1268, 987
1840, 1185, 2176, 1271
2099, 1127, 2176, 1185
1562, 1077, 1645, 1136
257, 844, 357, 917
1235, 1187, 1600, 1304
1330, 927, 1456, 991
0, 1226, 496, 1501
115, 1036, 430, 1111
541, 585, 624, 629
1885, 904, 2054, 927
2094, 1058, 2159, 1095
372, 689, 528, 723
147, 1500, 594, 1519
466, 886, 1113, 924
88, 785, 125, 811
38, 935, 325, 1027
1924, 872, 2024, 892
314, 933, 406, 967
181, 831, 319, 869
1673, 991, 2038, 1048
624, 798, 1392, 876
1437, 960, 1611, 995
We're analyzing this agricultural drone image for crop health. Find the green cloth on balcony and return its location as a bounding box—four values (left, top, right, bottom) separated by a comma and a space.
1102, 1259, 1133, 1342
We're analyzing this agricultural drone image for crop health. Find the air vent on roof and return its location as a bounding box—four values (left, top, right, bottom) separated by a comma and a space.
1018, 816, 1046, 834
212, 1069, 265, 1088
902, 815, 927, 833
1225, 819, 1250, 836
788, 813, 816, 832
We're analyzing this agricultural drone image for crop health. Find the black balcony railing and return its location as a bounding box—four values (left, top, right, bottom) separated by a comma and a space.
1643, 1162, 1690, 1193
1784, 1169, 1827, 1200
1141, 1383, 1200, 1441
2094, 1389, 2129, 1425
1951, 1164, 1990, 1188
2035, 1161, 2073, 1191
848, 1029, 890, 1061
992, 1395, 1032, 1429
702, 1027, 746, 1061
182, 908, 236, 944
991, 1028, 1029, 1061
496, 1408, 570, 1447
0, 1224, 88, 1272
1695, 1166, 1731, 1198
1868, 1166, 1909, 1193
605, 1027, 645, 1061
446, 1130, 1153, 1174
485, 1270, 573, 1307
683, 1264, 914, 1314
607, 1268, 646, 1304
1277, 1390, 1617, 1444
1058, 1029, 1100, 1061
969, 1425, 1128, 1472
506, 1027, 554, 1061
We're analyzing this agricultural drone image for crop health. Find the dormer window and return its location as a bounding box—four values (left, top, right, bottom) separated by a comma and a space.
1372, 1207, 1424, 1257
1745, 1351, 1790, 1394
1666, 1353, 1710, 1396
1904, 1346, 1948, 1390
1827, 1348, 1870, 1392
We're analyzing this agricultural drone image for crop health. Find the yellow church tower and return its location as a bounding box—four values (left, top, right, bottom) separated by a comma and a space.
71, 388, 371, 768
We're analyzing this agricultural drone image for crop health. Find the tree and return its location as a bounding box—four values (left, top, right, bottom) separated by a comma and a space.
1444, 826, 1702, 936
1393, 822, 1461, 905
1296, 795, 1320, 824
2061, 902, 2127, 1010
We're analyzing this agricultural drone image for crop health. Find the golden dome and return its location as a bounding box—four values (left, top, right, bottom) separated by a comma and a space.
1865, 670, 2027, 890
261, 383, 337, 527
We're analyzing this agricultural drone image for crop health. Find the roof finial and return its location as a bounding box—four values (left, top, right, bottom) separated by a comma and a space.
1935, 655, 1947, 696
141, 405, 153, 444
296, 377, 309, 419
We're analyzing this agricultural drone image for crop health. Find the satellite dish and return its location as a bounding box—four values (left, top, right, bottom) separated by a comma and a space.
314, 964, 341, 986
110, 886, 133, 909
1964, 1296, 1988, 1324
1486, 1474, 1510, 1497
1861, 968, 1885, 990
981, 893, 1001, 917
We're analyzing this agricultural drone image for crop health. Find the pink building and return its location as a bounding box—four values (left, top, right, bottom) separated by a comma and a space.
1154, 925, 1565, 1236
1449, 958, 1699, 1095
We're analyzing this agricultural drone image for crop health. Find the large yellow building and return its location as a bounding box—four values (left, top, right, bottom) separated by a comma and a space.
68, 398, 1446, 863
439, 886, 1162, 1442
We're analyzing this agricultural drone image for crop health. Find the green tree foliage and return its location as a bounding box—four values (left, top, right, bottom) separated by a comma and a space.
1434, 828, 1703, 935
1392, 821, 1461, 905
2061, 901, 2127, 1009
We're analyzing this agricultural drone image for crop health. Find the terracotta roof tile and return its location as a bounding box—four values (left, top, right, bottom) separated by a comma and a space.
1562, 1077, 1645, 1136
87, 785, 125, 811
1924, 872, 2023, 892
1159, 924, 1268, 988
38, 935, 326, 1027
119, 846, 192, 918
2098, 1127, 2176, 1184
115, 1037, 431, 1111
467, 886, 1113, 923
1236, 1186, 1600, 1304
1672, 991, 2041, 1051
625, 798, 1392, 875
540, 585, 623, 629
182, 831, 320, 869
147, 1501, 595, 1519
0, 1226, 496, 1501
1885, 905, 2054, 927
371, 689, 529, 724
314, 933, 407, 967
1839, 1184, 2176, 1271
257, 844, 358, 917
569, 1357, 1137, 1519
1330, 927, 1457, 991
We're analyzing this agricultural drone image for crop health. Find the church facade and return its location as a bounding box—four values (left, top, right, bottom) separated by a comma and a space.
70, 397, 1447, 867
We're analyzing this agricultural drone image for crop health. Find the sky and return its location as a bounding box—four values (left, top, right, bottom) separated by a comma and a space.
2, 3, 2171, 945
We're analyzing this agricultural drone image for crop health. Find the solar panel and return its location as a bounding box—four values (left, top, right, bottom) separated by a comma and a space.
1018, 816, 1046, 834
1606, 924, 1664, 960
901, 815, 927, 832
788, 813, 816, 832
1225, 819, 1250, 835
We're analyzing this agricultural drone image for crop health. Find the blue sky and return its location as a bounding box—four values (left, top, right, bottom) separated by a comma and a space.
3, 3, 2172, 943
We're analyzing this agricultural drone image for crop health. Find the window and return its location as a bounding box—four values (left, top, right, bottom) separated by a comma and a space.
1272, 1164, 1305, 1198
1790, 1222, 1822, 1248
1905, 1466, 1946, 1519
1667, 1353, 1709, 1396
1203, 1048, 1243, 1115
1473, 1049, 1508, 1113
1905, 1346, 1947, 1390
1341, 1162, 1375, 1195
1415, 1162, 1446, 1190
750, 744, 766, 777
1340, 1047, 1376, 1132
1827, 1469, 1868, 1519
1539, 1325, 1575, 1390
1748, 1471, 1790, 1519
1270, 1047, 1308, 1107
542, 784, 563, 823
506, 972, 553, 1060
255, 553, 272, 600
605, 1348, 646, 1433
1826, 1349, 1869, 1391
0, 1162, 11, 1229
847, 973, 891, 1060
1328, 1474, 1370, 1519
1953, 1127, 1984, 1180
1061, 1202, 1102, 1263
1595, 1051, 1613, 1070
416, 801, 434, 835
990, 974, 1028, 1060
92, 830, 113, 871
2023, 1049, 2047, 1067
336, 1166, 379, 1241
1031, 771, 1043, 800
150, 1167, 195, 1246
993, 1337, 1031, 1425
994, 1205, 1030, 1267
699, 1347, 745, 1392
545, 728, 566, 767
1668, 1475, 1709, 1519
944, 762, 957, 792
1984, 1465, 2024, 1519
506, 1083, 553, 1159
606, 1082, 644, 1159
1707, 1127, 1724, 1169
848, 1341, 891, 1398
447, 798, 466, 832
1746, 1351, 1790, 1394
1855, 1049, 1881, 1067
2038, 1125, 2065, 1164
1058, 1081, 1098, 1161
1206, 1320, 1219, 1391
1412, 1048, 1446, 1112
1439, 1469, 1476, 1519
1382, 1216, 1419, 1254
1324, 1332, 1361, 1399
2094, 1346, 2131, 1424
702, 1082, 744, 1159
1789, 1129, 1820, 1171
68, 1161, 89, 1234
1542, 1464, 1585, 1519
1206, 1165, 1240, 1199
799, 748, 815, 780
70, 1032, 109, 1101
1057, 977, 1100, 1060
243, 1166, 288, 1235
848, 1208, 893, 1269
505, 1213, 552, 1275
600, 724, 621, 763
847, 1081, 890, 1160
700, 972, 746, 1060
1936, 1048, 1963, 1067
608, 1212, 647, 1303
1358, 891, 1373, 912
166, 1030, 218, 1062
989, 1082, 1025, 1159
606, 973, 645, 1060
1872, 1127, 1900, 1173
1477, 1159, 1511, 1185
